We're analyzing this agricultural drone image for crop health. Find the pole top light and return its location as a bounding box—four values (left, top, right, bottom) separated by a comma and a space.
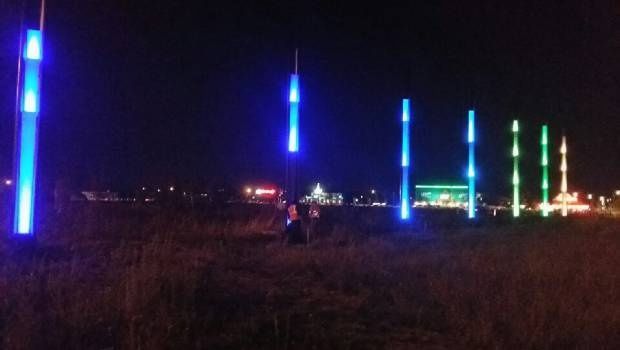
24, 30, 42, 61
512, 120, 519, 133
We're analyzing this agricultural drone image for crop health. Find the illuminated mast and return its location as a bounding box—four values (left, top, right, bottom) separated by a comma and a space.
541, 125, 550, 217
13, 1, 45, 236
560, 135, 568, 216
400, 99, 411, 220
512, 120, 520, 217
286, 50, 300, 204
467, 110, 476, 219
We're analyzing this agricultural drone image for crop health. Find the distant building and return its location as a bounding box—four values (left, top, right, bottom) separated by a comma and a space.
414, 184, 469, 208
548, 192, 590, 213
243, 185, 281, 204
301, 183, 343, 206
80, 191, 121, 202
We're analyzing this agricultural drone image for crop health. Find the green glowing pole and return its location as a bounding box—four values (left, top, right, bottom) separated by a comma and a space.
541, 125, 550, 217
512, 120, 520, 217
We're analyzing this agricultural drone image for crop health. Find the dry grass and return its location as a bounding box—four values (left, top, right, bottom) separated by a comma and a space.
1, 204, 619, 349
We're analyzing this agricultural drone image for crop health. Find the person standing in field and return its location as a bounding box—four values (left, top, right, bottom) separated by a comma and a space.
308, 201, 320, 243
286, 203, 304, 244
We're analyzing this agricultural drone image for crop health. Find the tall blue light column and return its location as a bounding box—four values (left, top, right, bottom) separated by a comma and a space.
400, 99, 411, 220
288, 74, 299, 153
467, 110, 476, 219
285, 69, 300, 205
14, 29, 43, 236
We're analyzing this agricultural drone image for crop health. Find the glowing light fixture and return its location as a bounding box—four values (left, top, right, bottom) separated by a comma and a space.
541, 125, 550, 217
512, 120, 520, 217
415, 185, 468, 189
560, 135, 568, 217
400, 98, 411, 220
288, 74, 299, 152
467, 110, 476, 219
14, 29, 43, 236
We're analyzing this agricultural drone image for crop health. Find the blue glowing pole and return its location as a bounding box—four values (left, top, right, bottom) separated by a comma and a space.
400, 99, 411, 220
285, 50, 300, 207
14, 29, 42, 236
288, 74, 299, 153
467, 110, 476, 219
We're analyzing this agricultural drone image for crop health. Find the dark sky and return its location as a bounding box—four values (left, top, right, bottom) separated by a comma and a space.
0, 0, 619, 199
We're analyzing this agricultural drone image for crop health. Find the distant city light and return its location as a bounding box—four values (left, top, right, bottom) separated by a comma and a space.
255, 188, 276, 195
371, 189, 376, 194
5, 179, 12, 186
587, 193, 593, 200
169, 186, 175, 192
512, 120, 520, 218
14, 29, 43, 236
615, 190, 620, 196
313, 183, 324, 196
245, 187, 252, 194
141, 186, 146, 191
467, 110, 476, 219
541, 125, 550, 217
400, 99, 411, 220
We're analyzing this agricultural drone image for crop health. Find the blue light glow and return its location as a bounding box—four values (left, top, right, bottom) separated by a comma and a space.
288, 74, 299, 152
14, 29, 42, 236
401, 99, 411, 220
21, 60, 40, 113
24, 30, 42, 60
467, 110, 476, 219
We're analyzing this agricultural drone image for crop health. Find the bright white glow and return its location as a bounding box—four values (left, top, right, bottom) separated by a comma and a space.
288, 126, 298, 152
587, 194, 593, 200
289, 89, 299, 103
255, 188, 276, 195
5, 179, 12, 186
542, 179, 548, 189
561, 158, 567, 172
402, 153, 408, 167
25, 33, 42, 60
512, 144, 519, 157
560, 141, 567, 154
615, 190, 620, 196
169, 186, 175, 192
312, 183, 323, 195
17, 186, 32, 234
512, 120, 519, 132
513, 170, 520, 185
402, 99, 410, 121
23, 91, 37, 113
468, 165, 475, 178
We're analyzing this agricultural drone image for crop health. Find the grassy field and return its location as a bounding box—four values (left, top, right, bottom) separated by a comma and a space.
1, 203, 619, 349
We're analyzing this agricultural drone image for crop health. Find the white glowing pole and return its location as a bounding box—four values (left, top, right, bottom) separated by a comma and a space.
560, 136, 568, 217
467, 110, 475, 219
512, 120, 520, 218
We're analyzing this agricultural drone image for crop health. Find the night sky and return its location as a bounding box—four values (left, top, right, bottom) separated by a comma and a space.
0, 1, 619, 199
